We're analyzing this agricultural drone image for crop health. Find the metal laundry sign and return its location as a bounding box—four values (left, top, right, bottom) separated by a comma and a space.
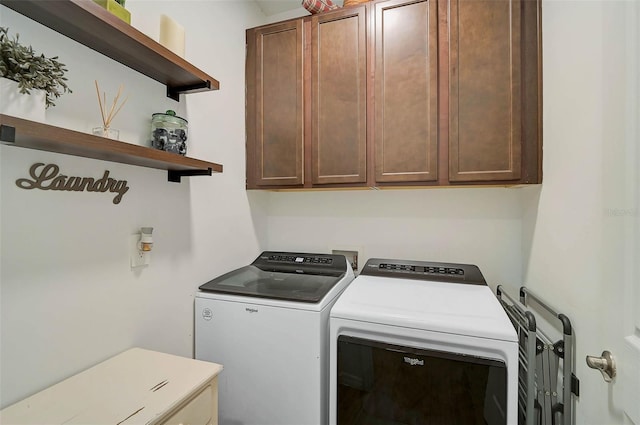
15, 163, 130, 204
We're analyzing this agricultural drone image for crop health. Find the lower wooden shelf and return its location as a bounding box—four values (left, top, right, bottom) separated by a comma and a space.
0, 114, 223, 182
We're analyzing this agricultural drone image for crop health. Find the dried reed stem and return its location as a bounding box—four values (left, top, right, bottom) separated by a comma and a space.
95, 81, 128, 130
95, 80, 106, 127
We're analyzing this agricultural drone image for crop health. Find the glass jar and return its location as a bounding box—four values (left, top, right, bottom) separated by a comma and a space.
92, 126, 119, 140
151, 110, 188, 156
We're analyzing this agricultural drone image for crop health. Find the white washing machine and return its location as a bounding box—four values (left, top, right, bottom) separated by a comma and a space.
195, 251, 354, 425
329, 258, 518, 425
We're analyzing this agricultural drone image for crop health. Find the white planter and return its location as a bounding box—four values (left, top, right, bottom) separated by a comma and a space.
0, 77, 46, 122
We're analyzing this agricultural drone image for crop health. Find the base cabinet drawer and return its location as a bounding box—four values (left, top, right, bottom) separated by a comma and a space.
161, 381, 217, 425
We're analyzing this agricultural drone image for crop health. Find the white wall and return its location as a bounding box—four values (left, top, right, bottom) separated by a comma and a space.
0, 1, 267, 408
261, 188, 524, 288
522, 1, 639, 424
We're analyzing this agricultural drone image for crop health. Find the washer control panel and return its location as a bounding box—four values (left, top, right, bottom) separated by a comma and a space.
254, 251, 345, 274
266, 254, 333, 265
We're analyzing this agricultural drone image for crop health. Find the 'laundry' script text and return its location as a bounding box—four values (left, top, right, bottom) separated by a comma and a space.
15, 163, 130, 204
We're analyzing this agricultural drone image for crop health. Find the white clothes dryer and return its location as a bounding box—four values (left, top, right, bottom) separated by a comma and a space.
196, 251, 354, 425
329, 258, 518, 425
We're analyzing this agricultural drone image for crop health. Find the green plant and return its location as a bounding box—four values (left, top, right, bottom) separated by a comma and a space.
0, 27, 72, 108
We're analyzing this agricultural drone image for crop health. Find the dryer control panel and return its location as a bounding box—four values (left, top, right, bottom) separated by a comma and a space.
361, 258, 486, 285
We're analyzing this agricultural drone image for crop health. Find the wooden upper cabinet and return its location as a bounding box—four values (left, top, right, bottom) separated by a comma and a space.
245, 0, 541, 189
311, 7, 367, 185
447, 0, 523, 182
373, 0, 438, 183
247, 20, 304, 187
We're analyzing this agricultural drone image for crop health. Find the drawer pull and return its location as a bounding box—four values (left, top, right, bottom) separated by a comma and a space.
151, 379, 169, 392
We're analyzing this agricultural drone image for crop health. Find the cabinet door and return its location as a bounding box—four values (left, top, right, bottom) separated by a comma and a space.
311, 7, 367, 185
374, 0, 439, 183
248, 21, 304, 187
448, 0, 522, 182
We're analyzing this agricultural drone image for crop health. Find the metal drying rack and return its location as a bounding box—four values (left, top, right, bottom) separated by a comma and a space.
496, 285, 580, 425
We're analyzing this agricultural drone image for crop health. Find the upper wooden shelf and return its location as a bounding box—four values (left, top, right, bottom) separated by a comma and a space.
0, 114, 223, 182
0, 0, 219, 100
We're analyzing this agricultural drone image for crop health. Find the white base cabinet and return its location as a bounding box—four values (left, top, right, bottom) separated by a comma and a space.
0, 348, 223, 425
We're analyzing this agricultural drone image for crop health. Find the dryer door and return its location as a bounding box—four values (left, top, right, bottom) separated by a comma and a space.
336, 335, 508, 425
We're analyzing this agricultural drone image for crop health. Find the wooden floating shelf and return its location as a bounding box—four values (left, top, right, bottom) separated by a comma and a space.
0, 0, 219, 100
0, 114, 223, 182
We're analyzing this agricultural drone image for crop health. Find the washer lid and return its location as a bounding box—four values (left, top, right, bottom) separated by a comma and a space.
331, 274, 517, 342
198, 251, 348, 303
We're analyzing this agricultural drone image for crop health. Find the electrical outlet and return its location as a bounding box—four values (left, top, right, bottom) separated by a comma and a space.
332, 249, 359, 272
130, 234, 150, 268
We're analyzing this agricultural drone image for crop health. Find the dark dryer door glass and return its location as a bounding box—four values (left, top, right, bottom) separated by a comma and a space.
337, 336, 507, 425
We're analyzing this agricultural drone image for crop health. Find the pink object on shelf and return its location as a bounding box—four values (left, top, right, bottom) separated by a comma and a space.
302, 0, 339, 14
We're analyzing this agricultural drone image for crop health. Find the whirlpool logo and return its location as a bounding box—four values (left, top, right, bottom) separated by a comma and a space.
403, 356, 424, 366
202, 308, 212, 321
